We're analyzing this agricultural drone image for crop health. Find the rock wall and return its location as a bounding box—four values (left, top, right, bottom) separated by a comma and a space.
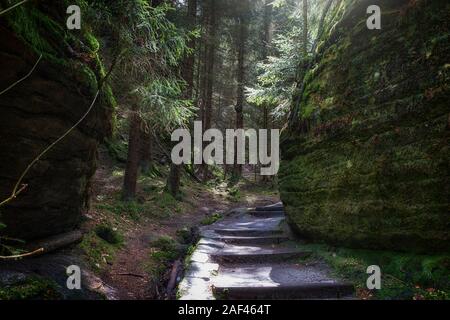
0, 2, 114, 240
279, 0, 449, 252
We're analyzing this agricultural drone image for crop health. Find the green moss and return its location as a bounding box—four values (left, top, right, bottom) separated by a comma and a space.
176, 227, 193, 244
95, 200, 143, 221
95, 224, 123, 245
78, 230, 122, 271
6, 5, 63, 63
147, 236, 183, 279
85, 32, 100, 53
4, 1, 116, 107
280, 0, 449, 252
200, 212, 223, 226
0, 276, 62, 300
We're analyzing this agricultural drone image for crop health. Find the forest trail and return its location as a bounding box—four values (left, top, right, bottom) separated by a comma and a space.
87, 151, 280, 299
179, 203, 355, 300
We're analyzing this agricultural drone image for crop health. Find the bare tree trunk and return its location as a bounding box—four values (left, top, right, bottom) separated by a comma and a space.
200, 0, 217, 181
302, 0, 308, 55
140, 129, 152, 174
167, 0, 198, 197
261, 0, 273, 183
123, 104, 141, 201
262, 0, 273, 59
233, 8, 248, 179
167, 163, 182, 199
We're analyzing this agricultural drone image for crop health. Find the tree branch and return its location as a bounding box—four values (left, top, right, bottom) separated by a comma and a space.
0, 0, 30, 16
0, 248, 44, 260
0, 54, 42, 97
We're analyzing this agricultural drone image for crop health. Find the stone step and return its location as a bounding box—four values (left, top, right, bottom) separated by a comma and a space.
247, 210, 285, 218
213, 282, 355, 300
207, 235, 289, 245
254, 202, 284, 211
210, 247, 310, 263
214, 228, 284, 237
212, 264, 354, 300
213, 216, 285, 230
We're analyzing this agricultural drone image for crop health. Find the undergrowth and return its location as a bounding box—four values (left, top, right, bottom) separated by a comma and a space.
0, 276, 61, 300
297, 243, 450, 300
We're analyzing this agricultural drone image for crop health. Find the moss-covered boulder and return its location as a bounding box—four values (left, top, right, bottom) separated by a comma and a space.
0, 1, 114, 240
279, 0, 449, 252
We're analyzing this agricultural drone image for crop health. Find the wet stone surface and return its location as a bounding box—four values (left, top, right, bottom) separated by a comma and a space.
178, 203, 354, 300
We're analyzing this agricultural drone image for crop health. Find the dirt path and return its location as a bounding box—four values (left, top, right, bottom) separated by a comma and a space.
101, 192, 278, 300
89, 150, 279, 299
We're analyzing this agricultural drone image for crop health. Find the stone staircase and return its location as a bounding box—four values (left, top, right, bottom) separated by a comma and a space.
178, 203, 354, 300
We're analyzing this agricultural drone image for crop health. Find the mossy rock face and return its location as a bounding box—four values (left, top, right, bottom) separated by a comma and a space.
0, 274, 62, 300
279, 0, 450, 252
0, 2, 114, 240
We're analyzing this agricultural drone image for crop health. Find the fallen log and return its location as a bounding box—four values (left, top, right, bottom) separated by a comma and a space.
25, 230, 83, 256
166, 259, 182, 298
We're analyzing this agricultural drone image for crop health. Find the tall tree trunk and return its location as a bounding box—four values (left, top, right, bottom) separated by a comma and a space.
167, 163, 182, 199
302, 0, 308, 55
139, 129, 152, 174
200, 0, 217, 181
262, 0, 273, 131
262, 0, 273, 60
123, 103, 141, 201
261, 0, 273, 182
233, 7, 248, 179
198, 4, 209, 125
167, 0, 198, 197
204, 0, 216, 133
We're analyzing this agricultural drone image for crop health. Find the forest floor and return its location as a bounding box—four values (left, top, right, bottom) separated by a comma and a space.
80, 147, 279, 299
2, 148, 447, 300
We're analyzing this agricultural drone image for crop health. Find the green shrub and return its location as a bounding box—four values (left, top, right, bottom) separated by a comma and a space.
201, 213, 223, 226
148, 236, 181, 276
95, 225, 123, 245
0, 276, 61, 300
298, 243, 450, 300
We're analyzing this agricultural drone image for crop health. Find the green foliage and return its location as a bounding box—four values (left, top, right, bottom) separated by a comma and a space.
95, 224, 123, 245
200, 212, 223, 226
247, 0, 342, 119
95, 188, 181, 221
176, 227, 192, 244
90, 0, 197, 154
247, 22, 303, 119
96, 200, 143, 221
0, 276, 61, 300
79, 230, 122, 271
226, 185, 241, 202
104, 138, 128, 163
299, 243, 450, 300
183, 244, 197, 269
148, 236, 181, 276
151, 236, 178, 257
137, 78, 197, 133
90, 1, 192, 82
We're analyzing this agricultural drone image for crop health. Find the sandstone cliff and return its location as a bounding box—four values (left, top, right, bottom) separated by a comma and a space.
0, 1, 114, 240
279, 0, 449, 252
